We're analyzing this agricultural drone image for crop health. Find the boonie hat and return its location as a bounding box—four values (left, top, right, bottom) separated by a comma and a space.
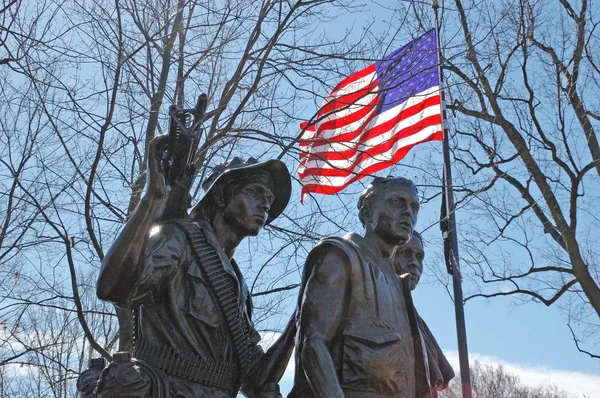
190, 157, 291, 224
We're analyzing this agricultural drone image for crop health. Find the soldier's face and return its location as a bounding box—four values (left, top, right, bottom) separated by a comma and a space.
222, 177, 275, 237
393, 237, 424, 290
369, 183, 419, 245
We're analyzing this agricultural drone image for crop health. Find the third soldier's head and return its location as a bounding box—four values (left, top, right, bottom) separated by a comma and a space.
393, 231, 425, 291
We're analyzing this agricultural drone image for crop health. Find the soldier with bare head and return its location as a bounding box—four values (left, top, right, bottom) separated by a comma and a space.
392, 231, 455, 396
290, 176, 444, 398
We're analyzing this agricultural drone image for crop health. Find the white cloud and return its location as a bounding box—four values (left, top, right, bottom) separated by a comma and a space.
445, 351, 600, 398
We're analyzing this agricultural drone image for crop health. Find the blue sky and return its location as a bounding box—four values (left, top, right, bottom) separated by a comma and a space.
245, 1, 600, 394
260, 168, 600, 396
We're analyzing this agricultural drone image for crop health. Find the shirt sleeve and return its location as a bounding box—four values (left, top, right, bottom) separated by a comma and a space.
116, 223, 185, 309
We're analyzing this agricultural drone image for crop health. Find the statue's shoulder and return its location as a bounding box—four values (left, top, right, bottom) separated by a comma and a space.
141, 219, 194, 259
308, 233, 364, 267
150, 217, 213, 240
301, 233, 369, 290
145, 220, 184, 240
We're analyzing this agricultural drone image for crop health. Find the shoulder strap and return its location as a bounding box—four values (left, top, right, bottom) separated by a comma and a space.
171, 219, 256, 380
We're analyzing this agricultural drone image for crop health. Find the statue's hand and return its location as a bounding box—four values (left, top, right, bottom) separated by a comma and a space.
146, 134, 169, 199
253, 383, 282, 398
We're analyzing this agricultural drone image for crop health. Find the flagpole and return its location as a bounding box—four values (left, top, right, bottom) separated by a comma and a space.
432, 1, 473, 397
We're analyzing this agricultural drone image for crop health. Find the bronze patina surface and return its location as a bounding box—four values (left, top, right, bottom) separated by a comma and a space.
289, 177, 443, 398
94, 136, 292, 397
393, 231, 455, 397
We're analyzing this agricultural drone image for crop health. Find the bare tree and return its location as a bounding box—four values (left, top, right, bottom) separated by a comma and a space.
439, 360, 570, 398
420, 0, 600, 358
0, 0, 414, 394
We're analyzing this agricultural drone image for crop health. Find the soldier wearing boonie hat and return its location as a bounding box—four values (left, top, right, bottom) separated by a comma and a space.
96, 134, 292, 398
191, 156, 291, 230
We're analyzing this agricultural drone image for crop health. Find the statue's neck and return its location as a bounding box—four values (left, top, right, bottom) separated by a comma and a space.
210, 214, 241, 259
364, 229, 394, 259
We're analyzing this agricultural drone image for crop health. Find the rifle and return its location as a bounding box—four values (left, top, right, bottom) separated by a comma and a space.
157, 93, 220, 221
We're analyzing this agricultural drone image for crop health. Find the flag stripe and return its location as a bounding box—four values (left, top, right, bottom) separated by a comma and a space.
307, 94, 380, 136
327, 65, 377, 99
300, 124, 443, 180
318, 81, 379, 117
301, 91, 441, 156
299, 29, 442, 199
299, 105, 379, 151
301, 113, 441, 165
302, 86, 440, 145
301, 130, 443, 196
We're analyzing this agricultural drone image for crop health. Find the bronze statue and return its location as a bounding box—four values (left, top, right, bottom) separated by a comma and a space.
393, 231, 455, 397
289, 176, 437, 398
94, 132, 293, 397
392, 231, 425, 292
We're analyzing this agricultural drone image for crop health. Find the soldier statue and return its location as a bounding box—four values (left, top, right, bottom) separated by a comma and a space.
289, 176, 451, 398
393, 231, 455, 397
94, 133, 294, 397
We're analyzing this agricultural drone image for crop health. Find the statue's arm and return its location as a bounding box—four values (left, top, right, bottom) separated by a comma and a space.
417, 314, 455, 389
96, 135, 168, 303
297, 248, 349, 398
239, 314, 296, 397
250, 312, 296, 389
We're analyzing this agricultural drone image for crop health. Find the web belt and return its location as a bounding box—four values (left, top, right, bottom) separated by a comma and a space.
134, 339, 238, 391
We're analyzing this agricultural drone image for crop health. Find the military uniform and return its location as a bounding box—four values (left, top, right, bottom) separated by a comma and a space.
90, 156, 292, 398
115, 219, 262, 397
290, 233, 435, 398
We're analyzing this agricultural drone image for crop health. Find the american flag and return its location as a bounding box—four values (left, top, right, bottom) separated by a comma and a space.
298, 29, 443, 201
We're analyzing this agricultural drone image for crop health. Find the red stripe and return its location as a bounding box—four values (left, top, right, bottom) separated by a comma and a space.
299, 128, 442, 179
301, 95, 440, 152
331, 64, 376, 93
300, 96, 380, 146
299, 67, 376, 134
317, 80, 378, 117
305, 95, 440, 148
359, 96, 440, 142
301, 114, 441, 164
300, 90, 379, 141
299, 105, 379, 149
300, 131, 443, 194
315, 95, 379, 136
300, 121, 315, 131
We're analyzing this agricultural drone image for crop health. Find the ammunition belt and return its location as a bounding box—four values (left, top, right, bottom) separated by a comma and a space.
174, 219, 255, 382
134, 339, 238, 391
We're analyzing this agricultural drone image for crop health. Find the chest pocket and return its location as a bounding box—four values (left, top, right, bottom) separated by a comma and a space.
341, 321, 407, 393
373, 268, 403, 324
176, 262, 220, 328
